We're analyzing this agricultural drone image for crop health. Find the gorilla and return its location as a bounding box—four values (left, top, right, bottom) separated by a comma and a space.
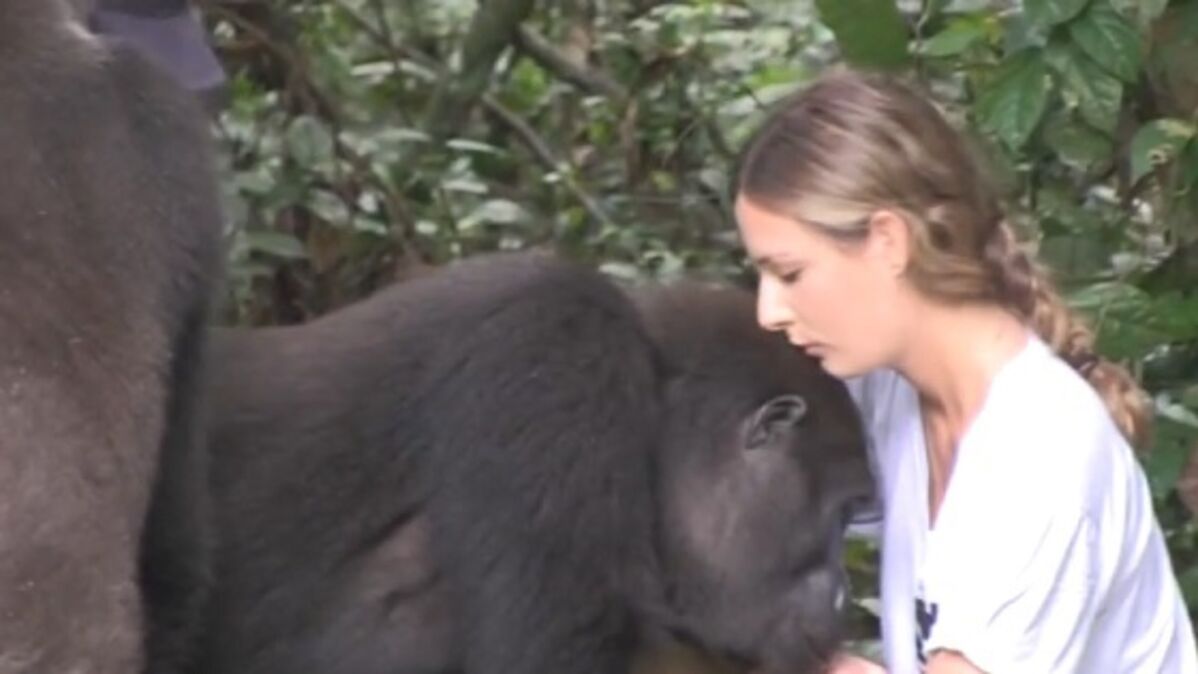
0, 2, 223, 672
197, 251, 874, 674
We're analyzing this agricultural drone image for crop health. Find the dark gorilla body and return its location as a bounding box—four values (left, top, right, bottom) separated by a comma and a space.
199, 252, 873, 674
0, 2, 223, 673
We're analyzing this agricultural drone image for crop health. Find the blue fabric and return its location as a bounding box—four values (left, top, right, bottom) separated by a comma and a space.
90, 8, 225, 94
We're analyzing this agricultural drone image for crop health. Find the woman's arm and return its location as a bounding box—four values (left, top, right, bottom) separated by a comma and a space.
926, 650, 985, 674
823, 654, 887, 673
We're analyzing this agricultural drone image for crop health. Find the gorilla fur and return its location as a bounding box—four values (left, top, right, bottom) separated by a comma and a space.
0, 2, 224, 672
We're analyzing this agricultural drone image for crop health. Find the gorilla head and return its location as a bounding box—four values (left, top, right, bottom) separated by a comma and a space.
633, 284, 873, 672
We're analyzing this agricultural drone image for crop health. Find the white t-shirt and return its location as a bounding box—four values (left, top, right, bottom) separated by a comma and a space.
845, 334, 1198, 673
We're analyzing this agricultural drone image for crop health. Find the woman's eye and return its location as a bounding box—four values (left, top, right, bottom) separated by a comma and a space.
779, 269, 803, 284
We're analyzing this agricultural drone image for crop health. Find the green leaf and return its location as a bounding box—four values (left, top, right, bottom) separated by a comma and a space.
445, 138, 507, 156
1150, 292, 1198, 341
1130, 119, 1196, 184
1026, 0, 1091, 27
1145, 413, 1198, 498
308, 189, 351, 225
1002, 11, 1050, 52
1179, 564, 1198, 612
245, 231, 307, 260
1066, 281, 1163, 359
1043, 113, 1114, 172
815, 0, 910, 70
1067, 280, 1150, 316
918, 16, 990, 57
1112, 0, 1169, 28
1045, 40, 1124, 134
974, 50, 1053, 150
1068, 0, 1143, 83
1183, 140, 1198, 191
285, 115, 335, 166
463, 199, 529, 227
1038, 232, 1111, 280
234, 169, 275, 197
599, 261, 644, 281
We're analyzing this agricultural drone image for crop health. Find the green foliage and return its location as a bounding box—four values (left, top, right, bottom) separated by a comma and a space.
1068, 0, 1143, 83
1026, 0, 1091, 27
814, 0, 910, 69
203, 0, 1198, 627
975, 49, 1053, 150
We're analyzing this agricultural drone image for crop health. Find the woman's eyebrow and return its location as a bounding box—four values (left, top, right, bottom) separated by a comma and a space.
751, 254, 800, 271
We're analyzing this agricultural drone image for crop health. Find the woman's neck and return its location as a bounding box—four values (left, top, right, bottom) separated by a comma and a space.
893, 300, 1030, 523
896, 301, 1030, 439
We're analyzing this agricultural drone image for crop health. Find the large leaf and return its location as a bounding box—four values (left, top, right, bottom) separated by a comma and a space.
1150, 291, 1198, 341
1026, 0, 1092, 27
1043, 112, 1114, 173
1066, 281, 1163, 359
974, 50, 1053, 151
1145, 413, 1198, 499
285, 115, 335, 167
1067, 0, 1143, 83
1045, 40, 1124, 134
918, 15, 991, 57
460, 198, 530, 230
245, 231, 308, 260
1129, 119, 1196, 185
815, 0, 910, 70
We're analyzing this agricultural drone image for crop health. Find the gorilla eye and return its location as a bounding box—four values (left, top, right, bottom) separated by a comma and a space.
744, 394, 808, 451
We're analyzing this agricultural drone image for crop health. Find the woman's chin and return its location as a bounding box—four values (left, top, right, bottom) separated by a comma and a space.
813, 353, 869, 380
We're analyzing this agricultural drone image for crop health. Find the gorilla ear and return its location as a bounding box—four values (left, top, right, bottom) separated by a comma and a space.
744, 394, 808, 451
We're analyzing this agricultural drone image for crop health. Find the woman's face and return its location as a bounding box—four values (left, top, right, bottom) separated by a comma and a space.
734, 195, 910, 378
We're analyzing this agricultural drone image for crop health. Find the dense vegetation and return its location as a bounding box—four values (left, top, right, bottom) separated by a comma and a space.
199, 0, 1198, 640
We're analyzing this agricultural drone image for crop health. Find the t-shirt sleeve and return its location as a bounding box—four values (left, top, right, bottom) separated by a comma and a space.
922, 472, 1104, 671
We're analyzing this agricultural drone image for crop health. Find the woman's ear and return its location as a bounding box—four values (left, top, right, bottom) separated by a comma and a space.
865, 209, 914, 278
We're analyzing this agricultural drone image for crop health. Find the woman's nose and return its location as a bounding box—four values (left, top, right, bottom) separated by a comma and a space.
756, 276, 794, 332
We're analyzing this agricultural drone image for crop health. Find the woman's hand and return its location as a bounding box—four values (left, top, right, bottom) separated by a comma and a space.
823, 653, 887, 674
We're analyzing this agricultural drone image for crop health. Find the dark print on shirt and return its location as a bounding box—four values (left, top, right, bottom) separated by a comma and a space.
915, 595, 939, 668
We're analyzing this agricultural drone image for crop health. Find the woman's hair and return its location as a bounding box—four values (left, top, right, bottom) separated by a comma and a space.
734, 67, 1153, 450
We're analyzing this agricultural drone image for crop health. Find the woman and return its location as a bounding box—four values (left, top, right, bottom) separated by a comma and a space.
732, 68, 1197, 673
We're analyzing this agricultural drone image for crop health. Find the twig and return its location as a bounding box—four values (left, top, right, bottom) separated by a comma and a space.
422, 0, 537, 142
481, 95, 616, 231
513, 26, 629, 103
336, 1, 617, 232
206, 4, 338, 122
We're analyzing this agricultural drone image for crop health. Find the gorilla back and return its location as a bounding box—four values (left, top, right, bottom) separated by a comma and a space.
0, 2, 224, 672
200, 252, 873, 674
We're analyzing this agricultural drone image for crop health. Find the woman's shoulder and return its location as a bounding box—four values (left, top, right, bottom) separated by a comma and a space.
968, 336, 1144, 510
984, 336, 1126, 452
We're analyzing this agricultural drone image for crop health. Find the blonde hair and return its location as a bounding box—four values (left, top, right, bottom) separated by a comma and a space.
735, 67, 1153, 451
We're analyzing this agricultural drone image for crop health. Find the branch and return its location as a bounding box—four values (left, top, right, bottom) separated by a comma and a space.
481, 94, 616, 231
206, 3, 339, 122
337, 2, 617, 232
513, 26, 628, 103
422, 0, 537, 142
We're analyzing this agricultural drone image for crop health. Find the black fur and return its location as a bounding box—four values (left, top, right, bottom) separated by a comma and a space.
197, 252, 872, 674
0, 2, 223, 672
